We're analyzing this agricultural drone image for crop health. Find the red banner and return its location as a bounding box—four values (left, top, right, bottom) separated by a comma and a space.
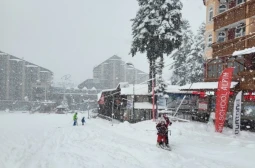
215, 68, 234, 133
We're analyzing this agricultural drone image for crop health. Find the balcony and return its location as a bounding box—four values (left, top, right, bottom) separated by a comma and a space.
247, 34, 255, 48
214, 4, 246, 30
212, 36, 246, 58
238, 71, 255, 90
247, 0, 255, 18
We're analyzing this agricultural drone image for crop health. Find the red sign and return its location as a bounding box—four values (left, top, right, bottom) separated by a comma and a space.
215, 68, 234, 133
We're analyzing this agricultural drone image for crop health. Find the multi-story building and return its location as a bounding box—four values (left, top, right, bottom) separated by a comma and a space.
79, 55, 149, 90
0, 51, 53, 101
203, 0, 255, 88
180, 0, 255, 129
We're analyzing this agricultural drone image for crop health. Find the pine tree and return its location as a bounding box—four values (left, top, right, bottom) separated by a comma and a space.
130, 0, 183, 92
170, 19, 194, 86
186, 22, 206, 83
156, 55, 167, 95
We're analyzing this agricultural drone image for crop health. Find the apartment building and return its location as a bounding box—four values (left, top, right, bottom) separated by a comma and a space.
80, 55, 149, 90
203, 0, 255, 89
0, 51, 53, 101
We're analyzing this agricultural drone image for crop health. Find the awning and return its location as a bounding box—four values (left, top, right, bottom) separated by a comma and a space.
179, 82, 238, 90
232, 47, 255, 56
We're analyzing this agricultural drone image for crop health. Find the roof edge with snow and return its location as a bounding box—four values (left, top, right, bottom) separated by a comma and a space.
179, 82, 238, 90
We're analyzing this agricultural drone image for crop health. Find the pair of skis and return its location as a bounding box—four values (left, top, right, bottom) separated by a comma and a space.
157, 144, 172, 151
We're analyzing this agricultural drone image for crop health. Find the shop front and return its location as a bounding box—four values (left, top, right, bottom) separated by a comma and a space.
179, 82, 238, 123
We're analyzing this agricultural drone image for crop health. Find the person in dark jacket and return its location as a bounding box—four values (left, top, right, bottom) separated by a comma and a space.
156, 118, 168, 147
81, 117, 86, 125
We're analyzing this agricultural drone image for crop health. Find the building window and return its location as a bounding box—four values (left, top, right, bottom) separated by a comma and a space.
207, 34, 212, 47
227, 57, 244, 75
229, 0, 236, 8
228, 28, 236, 40
236, 0, 245, 5
208, 7, 213, 22
217, 31, 226, 42
208, 64, 213, 78
207, 60, 223, 79
235, 23, 245, 38
219, 4, 227, 14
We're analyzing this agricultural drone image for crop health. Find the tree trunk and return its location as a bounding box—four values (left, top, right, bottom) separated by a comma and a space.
148, 59, 152, 93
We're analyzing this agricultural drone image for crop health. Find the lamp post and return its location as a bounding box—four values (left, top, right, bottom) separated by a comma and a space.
61, 74, 71, 108
87, 102, 90, 119
111, 95, 114, 126
152, 69, 155, 121
126, 62, 135, 122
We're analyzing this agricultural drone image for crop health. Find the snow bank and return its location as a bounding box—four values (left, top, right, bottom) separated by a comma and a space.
0, 113, 255, 168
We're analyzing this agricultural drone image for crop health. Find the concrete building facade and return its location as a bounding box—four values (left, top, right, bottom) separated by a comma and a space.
79, 55, 149, 90
0, 51, 53, 101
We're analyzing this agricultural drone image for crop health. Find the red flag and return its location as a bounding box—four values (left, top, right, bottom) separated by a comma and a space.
215, 67, 234, 133
98, 94, 105, 105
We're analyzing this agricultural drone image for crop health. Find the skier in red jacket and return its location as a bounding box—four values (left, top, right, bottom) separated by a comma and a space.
156, 118, 168, 147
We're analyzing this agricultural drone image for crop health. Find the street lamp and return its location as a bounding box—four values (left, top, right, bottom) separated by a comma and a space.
126, 62, 135, 122
61, 74, 71, 108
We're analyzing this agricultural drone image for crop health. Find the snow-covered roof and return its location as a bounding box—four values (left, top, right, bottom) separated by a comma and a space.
0, 52, 7, 55
233, 47, 255, 56
101, 88, 116, 92
97, 92, 102, 101
134, 102, 153, 109
134, 102, 165, 109
9, 58, 21, 62
40, 71, 50, 73
165, 85, 193, 94
121, 84, 150, 95
91, 87, 97, 90
158, 110, 174, 114
119, 82, 129, 88
179, 82, 238, 90
26, 65, 38, 68
56, 105, 67, 109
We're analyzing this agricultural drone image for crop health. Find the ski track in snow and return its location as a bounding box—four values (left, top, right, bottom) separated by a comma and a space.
0, 112, 255, 168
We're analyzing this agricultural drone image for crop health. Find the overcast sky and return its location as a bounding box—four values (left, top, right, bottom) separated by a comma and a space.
0, 0, 205, 85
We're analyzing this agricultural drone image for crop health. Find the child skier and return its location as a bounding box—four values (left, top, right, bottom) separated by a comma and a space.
81, 117, 85, 125
156, 118, 168, 148
73, 112, 78, 126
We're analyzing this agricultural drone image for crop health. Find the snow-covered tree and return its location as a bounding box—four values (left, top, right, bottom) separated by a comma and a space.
186, 22, 206, 83
130, 0, 183, 92
156, 56, 167, 95
170, 19, 194, 86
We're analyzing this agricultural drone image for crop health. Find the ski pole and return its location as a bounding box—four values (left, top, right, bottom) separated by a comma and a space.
145, 129, 172, 132
145, 129, 157, 131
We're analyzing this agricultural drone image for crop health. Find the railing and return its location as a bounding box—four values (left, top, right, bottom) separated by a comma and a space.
212, 36, 246, 58
247, 0, 255, 18
247, 34, 255, 48
214, 3, 246, 30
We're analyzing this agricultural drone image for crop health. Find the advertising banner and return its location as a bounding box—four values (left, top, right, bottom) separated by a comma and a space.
215, 67, 234, 133
233, 91, 242, 135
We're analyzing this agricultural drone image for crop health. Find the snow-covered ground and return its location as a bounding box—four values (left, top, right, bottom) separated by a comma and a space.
0, 112, 255, 168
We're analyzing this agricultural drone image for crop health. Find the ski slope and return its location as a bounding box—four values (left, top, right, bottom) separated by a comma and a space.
0, 112, 255, 168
